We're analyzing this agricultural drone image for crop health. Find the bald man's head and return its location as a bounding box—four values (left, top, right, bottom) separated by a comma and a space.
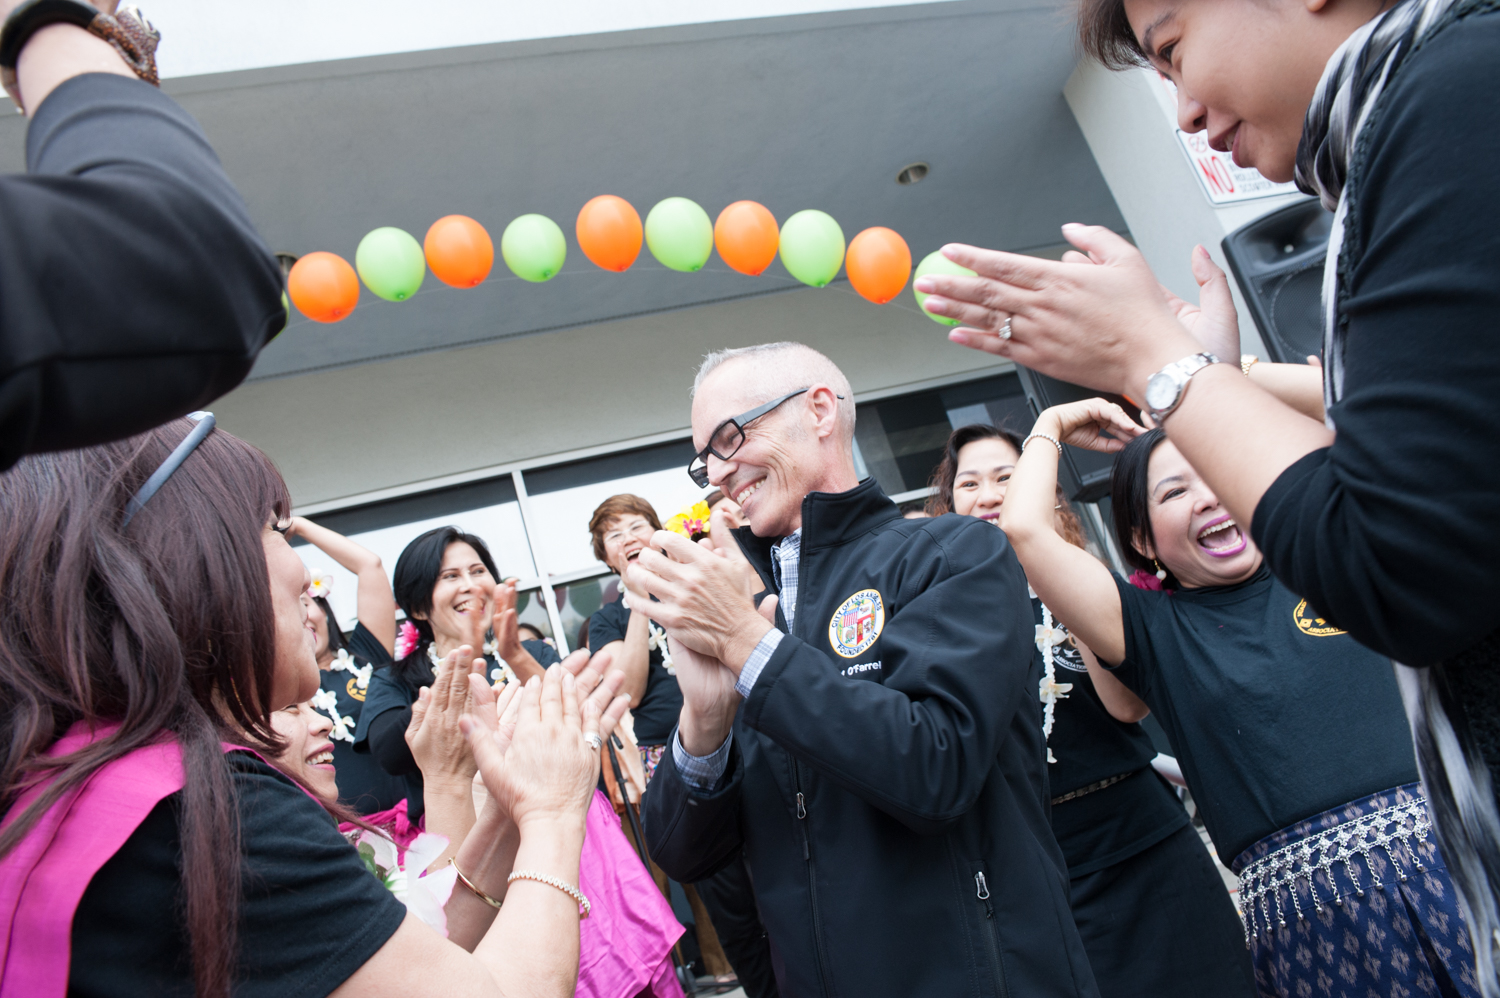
693, 342, 856, 446
690, 342, 860, 536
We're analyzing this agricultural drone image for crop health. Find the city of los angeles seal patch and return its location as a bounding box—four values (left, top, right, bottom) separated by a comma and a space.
828, 588, 884, 659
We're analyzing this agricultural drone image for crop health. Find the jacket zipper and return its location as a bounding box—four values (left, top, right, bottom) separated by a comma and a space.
794, 759, 835, 996
974, 871, 1009, 998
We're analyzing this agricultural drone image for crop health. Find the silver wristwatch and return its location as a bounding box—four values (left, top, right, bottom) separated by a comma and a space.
1144, 352, 1220, 423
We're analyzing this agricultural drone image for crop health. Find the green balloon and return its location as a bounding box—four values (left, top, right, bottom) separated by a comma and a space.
778, 210, 845, 288
273, 291, 289, 340
501, 214, 567, 283
645, 197, 713, 272
355, 227, 425, 302
913, 250, 976, 326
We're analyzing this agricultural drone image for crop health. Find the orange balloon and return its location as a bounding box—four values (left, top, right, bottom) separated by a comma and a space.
288, 251, 359, 323
424, 215, 494, 288
845, 227, 912, 304
576, 195, 642, 272
714, 201, 779, 276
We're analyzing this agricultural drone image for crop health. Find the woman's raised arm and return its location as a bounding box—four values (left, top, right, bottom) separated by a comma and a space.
999, 399, 1140, 666
289, 517, 396, 655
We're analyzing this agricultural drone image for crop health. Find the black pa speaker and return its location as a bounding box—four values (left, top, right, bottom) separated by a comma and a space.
1221, 198, 1333, 364
1014, 367, 1141, 503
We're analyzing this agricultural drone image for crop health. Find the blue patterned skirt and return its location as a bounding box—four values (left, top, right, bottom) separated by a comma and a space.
1232, 783, 1481, 998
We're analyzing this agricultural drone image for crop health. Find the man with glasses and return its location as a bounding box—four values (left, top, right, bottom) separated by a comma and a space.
629, 341, 1101, 998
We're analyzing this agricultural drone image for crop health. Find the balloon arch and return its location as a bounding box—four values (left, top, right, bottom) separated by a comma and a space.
285, 196, 972, 327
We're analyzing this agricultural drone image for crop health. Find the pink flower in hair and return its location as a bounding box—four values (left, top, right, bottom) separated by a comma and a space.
1127, 569, 1170, 593
395, 620, 421, 660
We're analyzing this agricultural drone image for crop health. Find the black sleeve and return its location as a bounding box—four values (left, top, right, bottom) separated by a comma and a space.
1250, 11, 1500, 665
0, 74, 282, 470
366, 707, 418, 775
587, 603, 626, 654
346, 622, 392, 665
229, 755, 408, 996
522, 638, 561, 667
641, 737, 746, 883
742, 519, 1034, 835
1105, 574, 1161, 700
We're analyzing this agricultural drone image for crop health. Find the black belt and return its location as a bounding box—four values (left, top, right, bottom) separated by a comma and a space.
1050, 769, 1136, 806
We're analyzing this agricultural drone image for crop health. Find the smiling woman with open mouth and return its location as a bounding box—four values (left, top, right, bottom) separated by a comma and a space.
999, 399, 1477, 998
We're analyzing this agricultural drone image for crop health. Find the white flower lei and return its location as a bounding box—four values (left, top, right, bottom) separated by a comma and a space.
310, 648, 368, 744
620, 583, 674, 675
429, 637, 516, 686
1031, 590, 1073, 765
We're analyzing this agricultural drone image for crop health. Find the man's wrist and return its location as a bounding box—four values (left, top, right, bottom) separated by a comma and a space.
717, 613, 774, 677
679, 704, 735, 756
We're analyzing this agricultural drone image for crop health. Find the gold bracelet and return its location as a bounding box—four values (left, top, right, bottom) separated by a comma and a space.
450, 858, 503, 910
1240, 354, 1260, 377
507, 869, 591, 919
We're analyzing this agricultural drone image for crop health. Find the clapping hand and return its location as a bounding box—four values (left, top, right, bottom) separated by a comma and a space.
491, 578, 524, 664
913, 225, 1201, 398
1159, 246, 1241, 365
460, 666, 612, 832
406, 644, 487, 790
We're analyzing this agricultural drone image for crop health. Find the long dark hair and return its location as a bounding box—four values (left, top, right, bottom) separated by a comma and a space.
313, 594, 348, 656
0, 419, 291, 998
926, 423, 1089, 550
1108, 427, 1180, 588
390, 526, 499, 691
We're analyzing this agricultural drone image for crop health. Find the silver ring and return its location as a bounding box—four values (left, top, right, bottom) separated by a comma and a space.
584, 732, 603, 751
999, 317, 1013, 340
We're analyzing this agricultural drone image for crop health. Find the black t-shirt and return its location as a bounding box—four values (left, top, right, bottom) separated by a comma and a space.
1033, 597, 1188, 875
588, 597, 683, 746
1110, 565, 1419, 863
69, 752, 406, 998
354, 638, 561, 819
316, 622, 405, 815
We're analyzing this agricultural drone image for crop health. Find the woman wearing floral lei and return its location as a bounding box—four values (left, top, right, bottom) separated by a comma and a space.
927, 421, 1255, 998
283, 516, 406, 814
356, 526, 559, 823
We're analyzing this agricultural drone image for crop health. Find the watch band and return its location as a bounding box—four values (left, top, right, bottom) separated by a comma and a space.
1145, 352, 1220, 424
1, 1, 159, 111
0, 0, 97, 69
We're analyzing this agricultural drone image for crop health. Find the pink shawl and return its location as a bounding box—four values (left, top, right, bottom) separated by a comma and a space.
0, 723, 274, 998
577, 790, 685, 998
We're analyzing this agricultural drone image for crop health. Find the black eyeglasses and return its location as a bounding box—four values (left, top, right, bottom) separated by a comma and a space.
687, 388, 844, 487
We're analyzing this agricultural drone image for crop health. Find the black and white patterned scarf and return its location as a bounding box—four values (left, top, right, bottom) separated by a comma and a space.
1298, 5, 1500, 993
1294, 0, 1460, 416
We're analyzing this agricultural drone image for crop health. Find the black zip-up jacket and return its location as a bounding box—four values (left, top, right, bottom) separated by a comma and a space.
1, 74, 283, 470
642, 479, 1100, 998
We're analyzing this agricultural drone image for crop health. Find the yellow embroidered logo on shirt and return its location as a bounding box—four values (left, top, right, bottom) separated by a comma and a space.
1294, 599, 1346, 637
346, 678, 367, 701
829, 589, 884, 658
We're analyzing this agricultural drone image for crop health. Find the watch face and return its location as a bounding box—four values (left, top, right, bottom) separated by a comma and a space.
1145, 371, 1178, 411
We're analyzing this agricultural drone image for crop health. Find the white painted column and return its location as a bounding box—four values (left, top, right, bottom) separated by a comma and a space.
1065, 61, 1311, 361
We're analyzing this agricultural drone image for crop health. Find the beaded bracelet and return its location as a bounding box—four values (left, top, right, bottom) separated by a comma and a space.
1021, 431, 1064, 457
508, 869, 591, 919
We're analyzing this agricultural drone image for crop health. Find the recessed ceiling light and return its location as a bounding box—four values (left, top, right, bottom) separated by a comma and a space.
896, 162, 929, 186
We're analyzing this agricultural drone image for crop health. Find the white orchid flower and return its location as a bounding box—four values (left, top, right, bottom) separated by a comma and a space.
354, 830, 455, 937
